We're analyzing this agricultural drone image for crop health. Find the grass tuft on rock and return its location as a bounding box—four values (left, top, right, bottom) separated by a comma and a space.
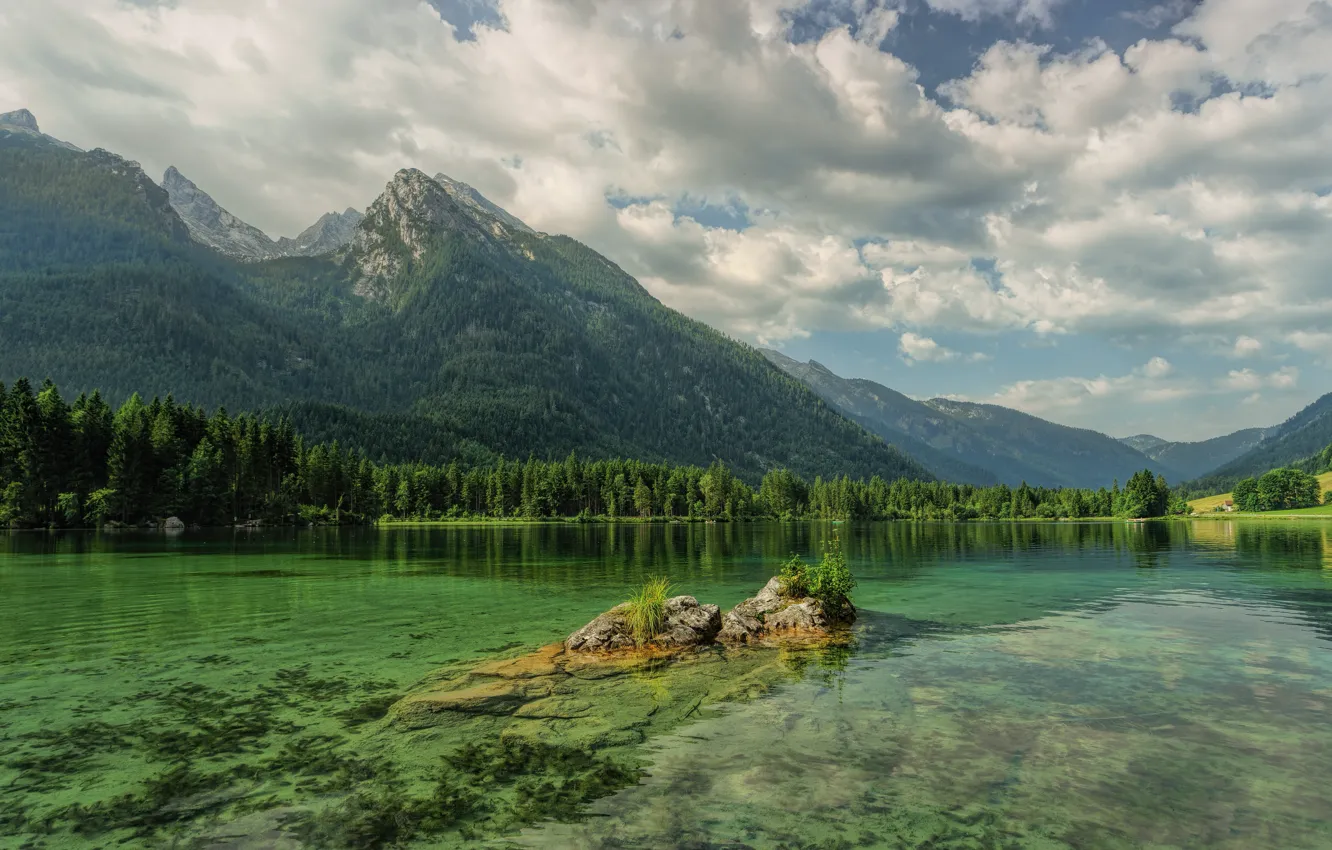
623, 576, 672, 646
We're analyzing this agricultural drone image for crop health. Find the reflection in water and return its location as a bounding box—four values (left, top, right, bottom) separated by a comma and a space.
3, 521, 1332, 848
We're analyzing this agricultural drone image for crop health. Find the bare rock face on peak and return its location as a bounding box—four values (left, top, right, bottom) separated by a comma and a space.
162, 166, 282, 262
0, 109, 39, 132
275, 208, 364, 258
162, 166, 362, 263
347, 168, 510, 301
0, 108, 81, 152
433, 172, 533, 236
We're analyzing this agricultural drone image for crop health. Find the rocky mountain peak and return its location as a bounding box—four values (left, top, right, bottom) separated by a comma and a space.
0, 108, 81, 152
275, 207, 364, 258
432, 172, 533, 236
0, 108, 39, 132
348, 169, 503, 300
162, 165, 282, 262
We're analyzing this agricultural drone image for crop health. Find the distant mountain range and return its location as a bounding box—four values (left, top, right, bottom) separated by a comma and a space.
762, 351, 1181, 488
0, 108, 925, 484
1117, 429, 1273, 481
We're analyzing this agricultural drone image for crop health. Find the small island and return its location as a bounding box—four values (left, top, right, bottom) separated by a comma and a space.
567, 539, 857, 652
391, 540, 857, 740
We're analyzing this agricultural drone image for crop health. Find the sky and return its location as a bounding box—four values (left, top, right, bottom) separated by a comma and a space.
1, 0, 1329, 442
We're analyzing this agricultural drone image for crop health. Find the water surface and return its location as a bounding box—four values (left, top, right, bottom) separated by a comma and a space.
3, 521, 1332, 848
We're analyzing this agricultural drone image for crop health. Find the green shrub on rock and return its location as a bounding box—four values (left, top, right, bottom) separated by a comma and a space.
775, 535, 856, 620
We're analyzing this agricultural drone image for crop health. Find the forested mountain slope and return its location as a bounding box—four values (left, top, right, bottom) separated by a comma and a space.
1188, 393, 1332, 494
1119, 428, 1272, 481
0, 121, 927, 484
763, 350, 1176, 488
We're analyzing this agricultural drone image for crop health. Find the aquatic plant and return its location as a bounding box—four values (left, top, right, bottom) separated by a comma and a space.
623, 576, 672, 646
292, 738, 639, 848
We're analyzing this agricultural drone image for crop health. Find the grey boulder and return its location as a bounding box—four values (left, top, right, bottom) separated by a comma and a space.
565, 603, 635, 652
656, 596, 722, 647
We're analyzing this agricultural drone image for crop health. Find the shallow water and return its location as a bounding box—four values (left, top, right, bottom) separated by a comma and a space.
4, 521, 1332, 848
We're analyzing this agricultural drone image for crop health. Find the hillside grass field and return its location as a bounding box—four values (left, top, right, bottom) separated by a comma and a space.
1188, 471, 1332, 515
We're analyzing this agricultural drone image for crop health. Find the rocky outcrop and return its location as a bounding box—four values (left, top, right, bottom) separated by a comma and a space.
163, 516, 186, 531
0, 108, 81, 151
163, 166, 363, 262
565, 603, 634, 652
1, 108, 39, 132
565, 595, 721, 652
718, 575, 853, 644
565, 580, 850, 653
657, 596, 723, 647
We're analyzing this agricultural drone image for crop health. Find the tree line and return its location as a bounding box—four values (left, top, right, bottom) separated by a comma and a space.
1228, 467, 1326, 513
0, 379, 1192, 528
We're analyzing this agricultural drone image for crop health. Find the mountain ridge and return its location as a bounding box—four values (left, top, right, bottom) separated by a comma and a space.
762, 349, 1180, 488
162, 164, 364, 262
1118, 428, 1274, 480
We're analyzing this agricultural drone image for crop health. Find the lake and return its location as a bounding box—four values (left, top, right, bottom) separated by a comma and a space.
4, 521, 1332, 848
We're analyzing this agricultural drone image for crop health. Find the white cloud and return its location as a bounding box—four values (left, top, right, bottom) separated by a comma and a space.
1221, 366, 1299, 391
1232, 335, 1263, 357
975, 357, 1190, 416
1289, 330, 1332, 352
1142, 356, 1173, 378
898, 332, 990, 364
925, 0, 1065, 28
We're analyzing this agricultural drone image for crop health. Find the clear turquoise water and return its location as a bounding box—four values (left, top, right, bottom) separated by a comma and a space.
4, 521, 1332, 848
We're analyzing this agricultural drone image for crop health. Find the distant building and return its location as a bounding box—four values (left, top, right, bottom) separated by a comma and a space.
1223, 499, 1234, 512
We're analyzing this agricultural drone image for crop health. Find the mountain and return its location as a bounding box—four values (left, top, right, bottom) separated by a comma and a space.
1120, 434, 1169, 454
763, 350, 1177, 489
275, 208, 365, 257
921, 398, 1182, 488
1118, 428, 1273, 480
759, 352, 1000, 484
161, 166, 282, 261
0, 117, 928, 484
0, 109, 81, 152
1189, 393, 1332, 493
162, 166, 362, 261
433, 173, 533, 234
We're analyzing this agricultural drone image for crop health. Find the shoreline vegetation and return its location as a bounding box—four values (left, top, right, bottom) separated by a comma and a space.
5, 377, 1331, 532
